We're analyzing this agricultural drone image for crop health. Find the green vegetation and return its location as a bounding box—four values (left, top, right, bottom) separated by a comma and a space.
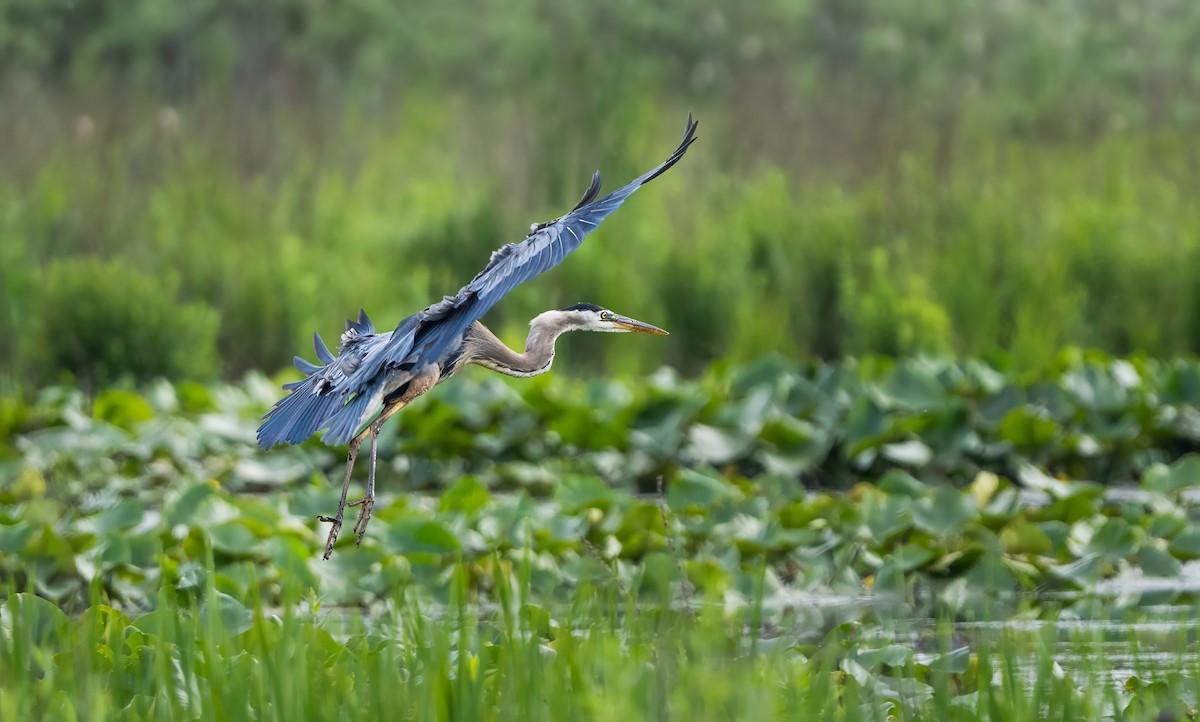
6, 354, 1200, 607
5, 1, 1200, 718
5, 583, 1198, 721
29, 258, 220, 390
4, 356, 1200, 718
3, 2, 1200, 384
5, 103, 1199, 383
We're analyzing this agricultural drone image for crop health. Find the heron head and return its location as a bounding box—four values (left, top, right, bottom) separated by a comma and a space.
558, 303, 668, 335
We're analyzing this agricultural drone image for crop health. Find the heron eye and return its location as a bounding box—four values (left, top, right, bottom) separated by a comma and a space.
600, 312, 611, 320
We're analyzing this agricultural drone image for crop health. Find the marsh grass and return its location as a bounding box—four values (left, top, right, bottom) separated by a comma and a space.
3, 545, 1197, 722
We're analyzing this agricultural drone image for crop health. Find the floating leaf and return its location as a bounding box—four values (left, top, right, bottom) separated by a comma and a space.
232, 456, 309, 488
999, 518, 1053, 556
667, 468, 740, 512
1142, 455, 1200, 494
967, 552, 1017, 591
0, 593, 70, 646
916, 646, 970, 675
0, 522, 35, 553
912, 488, 976, 538
714, 388, 773, 434
1147, 512, 1187, 539
201, 592, 254, 637
80, 498, 145, 535
1062, 364, 1131, 414
844, 398, 893, 456
880, 439, 933, 468
892, 543, 935, 571
92, 390, 154, 431
1088, 518, 1138, 561
207, 522, 261, 555
876, 362, 947, 412
999, 407, 1059, 448
386, 519, 462, 557
1138, 544, 1182, 577
1052, 554, 1105, 587
166, 483, 217, 528
439, 476, 491, 515
685, 423, 751, 464
861, 490, 913, 544
878, 470, 928, 499
1168, 529, 1200, 561
554, 474, 616, 512
1017, 464, 1100, 501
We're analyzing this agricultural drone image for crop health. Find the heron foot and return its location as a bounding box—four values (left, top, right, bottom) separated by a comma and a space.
317, 514, 343, 561
348, 494, 375, 546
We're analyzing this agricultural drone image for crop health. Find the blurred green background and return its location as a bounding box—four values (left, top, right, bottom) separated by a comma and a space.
3, 0, 1200, 390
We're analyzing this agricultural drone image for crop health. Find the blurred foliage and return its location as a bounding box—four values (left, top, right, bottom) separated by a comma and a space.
27, 258, 220, 389
5, 0, 1200, 135
1, 587, 1181, 721
3, 355, 1200, 719
4, 354, 1200, 611
1, 0, 1200, 383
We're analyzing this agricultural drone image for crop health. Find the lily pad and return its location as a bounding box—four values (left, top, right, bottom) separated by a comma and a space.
913, 488, 976, 538
439, 476, 492, 515
998, 406, 1059, 448
386, 519, 462, 557
1141, 455, 1200, 494
208, 522, 262, 555
999, 518, 1053, 556
554, 475, 616, 512
1168, 529, 1200, 561
667, 468, 741, 512
685, 423, 752, 464
0, 593, 70, 646
1137, 544, 1182, 577
1087, 518, 1138, 562
880, 439, 933, 468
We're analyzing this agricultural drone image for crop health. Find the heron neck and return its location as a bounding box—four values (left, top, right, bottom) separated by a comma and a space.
465, 318, 568, 378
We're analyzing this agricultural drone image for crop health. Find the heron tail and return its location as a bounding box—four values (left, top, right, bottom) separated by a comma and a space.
256, 376, 343, 449
321, 389, 382, 446
256, 309, 380, 449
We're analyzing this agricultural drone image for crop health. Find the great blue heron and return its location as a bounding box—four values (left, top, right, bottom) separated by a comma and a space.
258, 114, 698, 559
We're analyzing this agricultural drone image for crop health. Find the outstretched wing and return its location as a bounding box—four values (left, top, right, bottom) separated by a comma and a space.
404, 113, 698, 369
257, 114, 698, 449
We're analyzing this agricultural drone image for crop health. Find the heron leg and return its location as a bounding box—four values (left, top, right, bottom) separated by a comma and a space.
317, 434, 363, 561
350, 419, 383, 545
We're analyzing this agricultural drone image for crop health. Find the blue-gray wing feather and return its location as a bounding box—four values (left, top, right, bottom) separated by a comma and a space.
406, 113, 698, 369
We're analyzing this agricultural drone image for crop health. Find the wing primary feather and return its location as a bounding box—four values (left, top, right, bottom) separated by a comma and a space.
313, 332, 335, 364
633, 113, 698, 187
258, 376, 337, 449
569, 170, 603, 212
294, 356, 322, 375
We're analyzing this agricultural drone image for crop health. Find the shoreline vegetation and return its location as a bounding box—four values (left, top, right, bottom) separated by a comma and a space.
4, 356, 1200, 719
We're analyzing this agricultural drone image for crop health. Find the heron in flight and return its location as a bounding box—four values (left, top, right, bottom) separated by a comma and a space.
258, 114, 698, 559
